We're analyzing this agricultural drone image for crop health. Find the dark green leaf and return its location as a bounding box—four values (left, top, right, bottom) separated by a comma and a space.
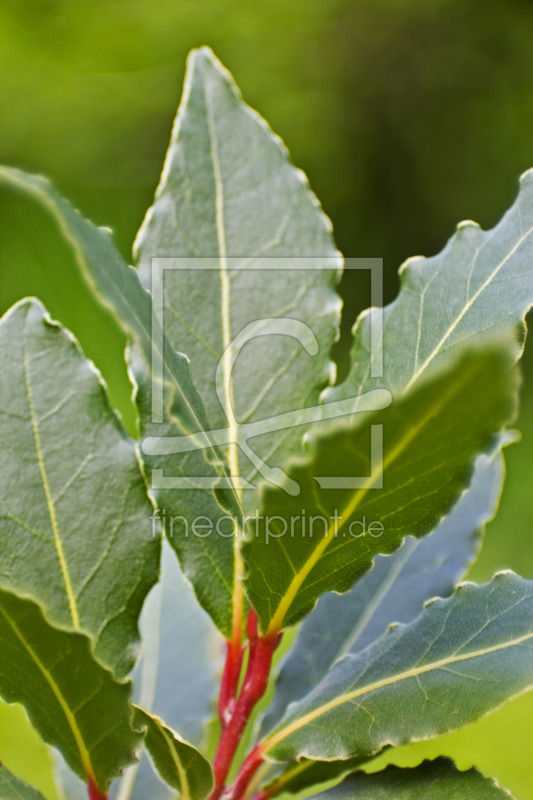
259, 757, 370, 798
0, 299, 159, 675
0, 586, 141, 795
311, 759, 514, 800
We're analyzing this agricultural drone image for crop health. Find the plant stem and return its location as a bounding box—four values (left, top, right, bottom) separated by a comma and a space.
222, 746, 264, 800
251, 790, 273, 800
218, 636, 245, 728
209, 611, 277, 800
87, 777, 108, 800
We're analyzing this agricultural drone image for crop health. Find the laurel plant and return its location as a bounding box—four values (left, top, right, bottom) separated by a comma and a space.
0, 48, 532, 800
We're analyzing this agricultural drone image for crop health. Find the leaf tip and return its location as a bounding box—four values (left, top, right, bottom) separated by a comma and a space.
187, 45, 235, 89
188, 44, 216, 68
519, 167, 533, 188
456, 219, 481, 237
398, 255, 425, 278
493, 568, 518, 579
386, 621, 400, 633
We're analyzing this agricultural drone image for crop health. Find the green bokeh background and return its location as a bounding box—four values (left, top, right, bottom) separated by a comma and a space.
0, 1, 532, 797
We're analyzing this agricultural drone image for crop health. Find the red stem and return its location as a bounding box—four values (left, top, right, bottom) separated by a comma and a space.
209, 611, 276, 800
222, 745, 264, 800
245, 608, 259, 641
87, 777, 108, 800
218, 638, 245, 728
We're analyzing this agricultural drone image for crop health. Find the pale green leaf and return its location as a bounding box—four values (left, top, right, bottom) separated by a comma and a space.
0, 166, 239, 640
0, 766, 47, 800
261, 447, 505, 733
326, 170, 533, 406
132, 540, 223, 746
134, 46, 342, 510
263, 572, 533, 763
134, 708, 213, 800
243, 349, 517, 635
0, 298, 159, 676
0, 586, 141, 795
115, 540, 223, 800
114, 752, 171, 800
52, 753, 86, 800
311, 759, 515, 800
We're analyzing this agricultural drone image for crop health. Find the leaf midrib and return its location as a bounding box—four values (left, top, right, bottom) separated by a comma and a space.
0, 602, 94, 782
203, 67, 240, 492
159, 720, 192, 800
22, 310, 79, 629
203, 63, 244, 640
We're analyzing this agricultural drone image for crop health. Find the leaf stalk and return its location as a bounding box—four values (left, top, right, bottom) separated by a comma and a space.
87, 777, 108, 800
210, 610, 279, 800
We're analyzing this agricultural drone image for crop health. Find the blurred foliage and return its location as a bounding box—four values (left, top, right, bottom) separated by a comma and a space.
0, 0, 532, 798
0, 703, 57, 800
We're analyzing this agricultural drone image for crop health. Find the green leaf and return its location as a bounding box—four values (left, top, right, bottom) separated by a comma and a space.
0, 166, 239, 640
311, 759, 515, 800
262, 572, 533, 763
243, 349, 517, 635
132, 541, 223, 746
0, 298, 159, 676
0, 766, 47, 800
0, 586, 141, 795
134, 46, 342, 642
134, 46, 342, 510
327, 170, 533, 405
134, 708, 214, 800
261, 447, 506, 733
